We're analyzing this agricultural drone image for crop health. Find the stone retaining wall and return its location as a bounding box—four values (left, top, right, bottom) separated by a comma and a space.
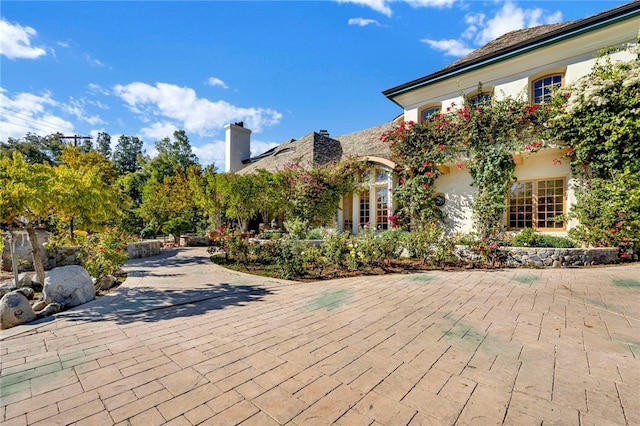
2, 233, 162, 272
504, 247, 620, 267
126, 241, 162, 259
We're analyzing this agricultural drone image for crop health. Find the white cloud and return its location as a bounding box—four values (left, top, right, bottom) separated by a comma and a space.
348, 18, 381, 27
113, 81, 282, 136
337, 0, 392, 17
337, 0, 455, 17
469, 1, 563, 46
63, 97, 104, 126
57, 41, 70, 48
420, 38, 473, 56
192, 140, 225, 167
0, 19, 47, 59
87, 83, 111, 96
422, 1, 563, 57
0, 88, 75, 139
404, 0, 455, 8
207, 77, 229, 89
192, 138, 280, 169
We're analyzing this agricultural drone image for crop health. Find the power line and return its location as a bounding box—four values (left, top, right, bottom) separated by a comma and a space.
0, 106, 75, 134
0, 111, 65, 134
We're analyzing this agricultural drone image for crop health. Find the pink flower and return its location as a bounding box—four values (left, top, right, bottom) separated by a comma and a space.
620, 252, 628, 259
422, 184, 429, 189
456, 163, 464, 170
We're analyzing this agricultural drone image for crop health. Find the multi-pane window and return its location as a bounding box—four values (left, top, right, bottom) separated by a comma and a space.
359, 189, 370, 228
345, 166, 392, 232
376, 188, 389, 230
508, 179, 565, 230
343, 193, 353, 231
468, 92, 492, 107
532, 74, 562, 104
420, 106, 441, 122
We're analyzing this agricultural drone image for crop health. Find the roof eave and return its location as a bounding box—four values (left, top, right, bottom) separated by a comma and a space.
382, 2, 640, 100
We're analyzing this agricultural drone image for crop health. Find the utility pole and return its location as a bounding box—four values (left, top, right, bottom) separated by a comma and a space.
59, 135, 92, 147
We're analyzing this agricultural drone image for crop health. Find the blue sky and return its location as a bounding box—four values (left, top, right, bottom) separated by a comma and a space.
0, 1, 629, 170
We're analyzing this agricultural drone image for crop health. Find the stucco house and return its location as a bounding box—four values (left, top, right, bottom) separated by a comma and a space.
226, 1, 639, 235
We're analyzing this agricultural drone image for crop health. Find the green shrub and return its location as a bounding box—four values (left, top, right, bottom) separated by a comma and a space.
322, 231, 352, 267
304, 227, 325, 240
140, 227, 157, 239
512, 228, 574, 248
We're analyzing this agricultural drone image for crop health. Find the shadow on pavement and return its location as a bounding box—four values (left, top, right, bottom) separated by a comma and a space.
56, 283, 271, 325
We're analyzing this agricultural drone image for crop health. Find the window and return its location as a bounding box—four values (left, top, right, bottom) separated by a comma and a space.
508, 178, 565, 230
376, 188, 389, 230
359, 189, 370, 228
532, 74, 562, 104
343, 193, 353, 231
468, 92, 492, 107
348, 166, 392, 231
420, 106, 441, 123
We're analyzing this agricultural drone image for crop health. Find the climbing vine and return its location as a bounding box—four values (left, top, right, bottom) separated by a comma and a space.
383, 93, 552, 237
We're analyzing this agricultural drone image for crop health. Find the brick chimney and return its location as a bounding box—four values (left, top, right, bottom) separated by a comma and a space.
225, 122, 251, 172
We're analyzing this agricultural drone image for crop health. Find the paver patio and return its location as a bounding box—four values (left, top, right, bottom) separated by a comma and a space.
1, 247, 638, 425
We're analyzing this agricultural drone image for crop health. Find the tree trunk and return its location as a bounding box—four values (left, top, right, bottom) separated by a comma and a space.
8, 231, 20, 288
26, 225, 46, 286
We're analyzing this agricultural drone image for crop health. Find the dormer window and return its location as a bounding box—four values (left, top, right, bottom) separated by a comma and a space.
532, 74, 563, 104
420, 106, 441, 123
468, 92, 492, 107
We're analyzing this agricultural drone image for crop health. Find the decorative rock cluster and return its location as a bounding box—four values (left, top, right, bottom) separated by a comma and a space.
0, 265, 113, 329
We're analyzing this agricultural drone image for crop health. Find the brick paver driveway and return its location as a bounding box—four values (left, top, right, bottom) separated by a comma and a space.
1, 247, 638, 425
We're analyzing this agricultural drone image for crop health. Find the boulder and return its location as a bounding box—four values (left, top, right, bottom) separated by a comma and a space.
15, 287, 35, 300
94, 275, 117, 291
43, 265, 95, 309
36, 302, 63, 319
17, 273, 33, 288
0, 291, 36, 329
0, 281, 17, 299
32, 300, 47, 311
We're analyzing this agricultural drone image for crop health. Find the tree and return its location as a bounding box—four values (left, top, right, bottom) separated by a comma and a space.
191, 164, 223, 229
0, 152, 55, 284
147, 130, 199, 182
95, 132, 112, 159
0, 133, 64, 165
113, 135, 145, 174
216, 172, 260, 232
52, 147, 122, 241
139, 165, 201, 243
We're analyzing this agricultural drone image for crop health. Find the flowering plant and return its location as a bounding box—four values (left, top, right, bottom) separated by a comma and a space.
77, 228, 135, 279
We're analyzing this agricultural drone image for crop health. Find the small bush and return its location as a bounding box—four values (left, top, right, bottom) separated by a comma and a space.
304, 227, 325, 240
77, 228, 134, 279
140, 227, 157, 239
512, 228, 574, 248
322, 231, 352, 267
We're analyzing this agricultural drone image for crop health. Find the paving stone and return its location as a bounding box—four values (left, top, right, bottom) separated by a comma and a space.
0, 247, 637, 426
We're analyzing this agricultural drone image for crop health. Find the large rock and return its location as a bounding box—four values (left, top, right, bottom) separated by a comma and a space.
0, 281, 17, 299
94, 275, 117, 291
43, 265, 95, 309
0, 291, 36, 329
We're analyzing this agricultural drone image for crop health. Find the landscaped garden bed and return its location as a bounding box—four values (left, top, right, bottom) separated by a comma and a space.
209, 226, 631, 281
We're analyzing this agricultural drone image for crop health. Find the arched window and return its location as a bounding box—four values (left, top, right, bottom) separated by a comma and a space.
467, 92, 492, 107
532, 74, 563, 104
341, 164, 393, 232
420, 105, 441, 123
